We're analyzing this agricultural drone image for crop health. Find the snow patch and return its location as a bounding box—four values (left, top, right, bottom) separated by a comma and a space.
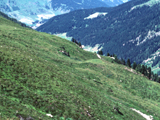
131, 108, 153, 120
84, 12, 107, 20
83, 44, 104, 53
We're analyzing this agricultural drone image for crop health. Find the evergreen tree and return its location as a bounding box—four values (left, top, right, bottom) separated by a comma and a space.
67, 52, 70, 57
141, 65, 145, 75
136, 64, 142, 72
144, 65, 148, 76
157, 77, 160, 83
121, 58, 125, 65
114, 55, 119, 63
71, 38, 75, 42
98, 50, 103, 55
78, 42, 81, 46
75, 40, 78, 44
107, 53, 110, 56
153, 74, 158, 81
132, 62, 137, 69
127, 59, 131, 68
147, 67, 151, 79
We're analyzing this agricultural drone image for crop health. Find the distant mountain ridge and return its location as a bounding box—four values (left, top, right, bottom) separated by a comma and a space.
36, 0, 160, 73
0, 0, 129, 29
51, 0, 108, 11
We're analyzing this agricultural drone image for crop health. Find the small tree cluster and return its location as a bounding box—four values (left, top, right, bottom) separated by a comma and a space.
60, 47, 70, 57
106, 53, 126, 64
71, 38, 82, 47
132, 62, 160, 81
105, 52, 160, 83
98, 50, 103, 55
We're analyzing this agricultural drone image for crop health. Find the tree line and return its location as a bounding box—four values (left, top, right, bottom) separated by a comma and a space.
97, 50, 160, 83
71, 39, 160, 83
71, 38, 82, 47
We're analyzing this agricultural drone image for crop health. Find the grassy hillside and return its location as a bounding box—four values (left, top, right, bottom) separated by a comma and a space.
0, 16, 160, 120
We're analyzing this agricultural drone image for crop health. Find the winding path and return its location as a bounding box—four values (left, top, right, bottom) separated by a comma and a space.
131, 108, 153, 120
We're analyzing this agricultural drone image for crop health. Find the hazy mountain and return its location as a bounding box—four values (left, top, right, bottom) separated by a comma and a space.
51, 0, 108, 11
0, 0, 130, 29
0, 0, 108, 29
36, 0, 160, 73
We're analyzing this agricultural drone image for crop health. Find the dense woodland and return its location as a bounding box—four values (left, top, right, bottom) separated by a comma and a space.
36, 0, 160, 70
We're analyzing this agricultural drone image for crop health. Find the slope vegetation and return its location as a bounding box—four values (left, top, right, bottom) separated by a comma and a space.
36, 0, 160, 72
0, 15, 160, 120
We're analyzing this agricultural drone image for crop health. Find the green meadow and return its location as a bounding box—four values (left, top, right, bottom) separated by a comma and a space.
0, 16, 160, 120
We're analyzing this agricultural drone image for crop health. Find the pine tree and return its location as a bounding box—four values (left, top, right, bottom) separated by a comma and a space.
67, 52, 70, 57
78, 42, 81, 46
75, 40, 78, 44
98, 50, 103, 55
141, 65, 145, 75
114, 55, 119, 63
107, 53, 110, 56
121, 58, 125, 65
71, 38, 75, 42
135, 64, 141, 73
157, 77, 160, 83
132, 62, 137, 69
147, 67, 151, 79
127, 59, 131, 68
153, 74, 158, 81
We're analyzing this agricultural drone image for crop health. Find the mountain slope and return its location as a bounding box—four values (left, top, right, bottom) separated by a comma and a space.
0, 0, 109, 29
36, 0, 160, 73
0, 0, 130, 29
0, 12, 160, 120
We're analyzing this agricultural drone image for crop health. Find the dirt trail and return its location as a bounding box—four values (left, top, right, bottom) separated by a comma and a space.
97, 54, 101, 59
131, 108, 153, 120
